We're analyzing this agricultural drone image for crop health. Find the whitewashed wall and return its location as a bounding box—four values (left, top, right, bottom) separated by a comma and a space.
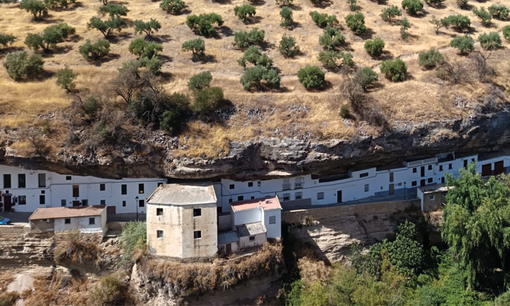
262, 208, 281, 239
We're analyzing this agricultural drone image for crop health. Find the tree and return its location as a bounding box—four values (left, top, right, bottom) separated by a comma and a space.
297, 66, 325, 89
401, 0, 424, 15
310, 11, 338, 28
396, 17, 411, 39
275, 0, 292, 6
278, 34, 300, 57
20, 0, 48, 21
129, 38, 163, 59
138, 56, 163, 75
186, 13, 224, 37
280, 6, 293, 27
240, 66, 280, 90
160, 0, 185, 14
0, 34, 15, 47
79, 39, 110, 61
418, 49, 444, 68
25, 23, 75, 52
319, 26, 345, 51
380, 59, 407, 82
348, 0, 359, 11
232, 28, 265, 49
425, 0, 444, 7
88, 16, 122, 38
450, 35, 474, 54
457, 0, 468, 9
318, 51, 353, 69
237, 46, 272, 69
55, 65, 78, 92
443, 15, 471, 32
488, 5, 509, 20
159, 94, 188, 136
354, 67, 378, 91
473, 7, 492, 27
380, 6, 401, 23
182, 38, 205, 62
234, 5, 256, 23
443, 164, 510, 289
364, 37, 385, 57
99, 3, 129, 18
504, 26, 510, 41
188, 71, 212, 91
24, 33, 45, 51
345, 13, 366, 35
430, 16, 448, 34
193, 87, 224, 118
478, 32, 502, 50
3, 51, 44, 81
134, 19, 161, 37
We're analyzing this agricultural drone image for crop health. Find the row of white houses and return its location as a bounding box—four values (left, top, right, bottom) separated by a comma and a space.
1, 151, 509, 215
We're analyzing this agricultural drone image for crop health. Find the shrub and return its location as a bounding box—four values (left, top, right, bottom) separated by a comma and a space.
55, 65, 79, 92
364, 37, 385, 57
186, 13, 224, 37
450, 35, 474, 54
380, 6, 401, 23
401, 0, 423, 15
380, 59, 407, 82
160, 0, 185, 14
79, 39, 110, 61
20, 0, 48, 21
340, 105, 351, 118
425, 0, 444, 7
318, 50, 353, 69
88, 16, 122, 37
278, 34, 300, 57
25, 23, 75, 52
457, 0, 468, 9
504, 26, 510, 41
430, 16, 449, 34
297, 66, 325, 89
82, 97, 101, 118
194, 87, 224, 117
472, 7, 492, 26
319, 26, 345, 51
234, 5, 256, 23
396, 17, 411, 39
309, 0, 327, 7
89, 275, 133, 306
0, 34, 15, 47
345, 13, 366, 34
134, 19, 161, 36
237, 46, 272, 69
53, 229, 101, 264
138, 56, 163, 74
280, 6, 293, 27
355, 67, 378, 90
310, 11, 338, 28
418, 49, 444, 68
182, 38, 205, 62
120, 221, 147, 262
488, 5, 509, 20
128, 38, 163, 58
444, 15, 471, 32
240, 66, 280, 90
233, 28, 265, 49
3, 51, 44, 81
99, 3, 129, 18
188, 71, 212, 91
478, 32, 502, 50
348, 0, 360, 11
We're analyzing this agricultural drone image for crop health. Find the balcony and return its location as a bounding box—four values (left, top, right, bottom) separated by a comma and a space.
294, 182, 303, 189
282, 183, 291, 191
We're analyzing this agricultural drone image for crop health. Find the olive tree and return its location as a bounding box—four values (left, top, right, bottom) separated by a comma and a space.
134, 19, 161, 37
0, 34, 15, 48
297, 66, 325, 89
20, 0, 48, 21
88, 16, 122, 38
345, 13, 366, 34
478, 32, 502, 50
401, 0, 423, 15
504, 26, 510, 41
473, 7, 492, 27
25, 23, 75, 52
380, 59, 407, 82
234, 5, 256, 23
3, 51, 44, 81
450, 35, 474, 54
354, 67, 378, 91
280, 6, 293, 27
186, 13, 224, 37
237, 46, 273, 69
310, 11, 338, 28
240, 66, 280, 91
55, 65, 79, 92
364, 37, 385, 57
232, 28, 265, 49
380, 6, 401, 23
188, 71, 212, 91
443, 15, 471, 32
129, 38, 163, 58
79, 39, 110, 61
278, 34, 300, 57
182, 38, 205, 62
319, 26, 346, 51
488, 5, 509, 20
99, 3, 129, 18
418, 49, 444, 68
318, 51, 353, 69
160, 0, 185, 14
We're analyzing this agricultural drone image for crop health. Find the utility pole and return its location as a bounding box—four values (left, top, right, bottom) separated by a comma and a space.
135, 196, 139, 221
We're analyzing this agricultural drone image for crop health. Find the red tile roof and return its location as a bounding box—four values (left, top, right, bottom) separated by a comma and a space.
29, 205, 106, 221
231, 196, 282, 212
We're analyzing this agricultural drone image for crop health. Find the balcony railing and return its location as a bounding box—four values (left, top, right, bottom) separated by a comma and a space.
282, 183, 291, 191
294, 182, 303, 189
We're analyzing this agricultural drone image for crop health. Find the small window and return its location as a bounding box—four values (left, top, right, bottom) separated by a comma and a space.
3, 174, 11, 189
439, 165, 443, 171
249, 236, 255, 241
66, 176, 72, 180
65, 218, 71, 224
295, 192, 302, 200
72, 185, 79, 197
428, 165, 432, 170
194, 231, 201, 239
100, 184, 105, 191
464, 160, 468, 168
139, 183, 144, 194
217, 206, 223, 213
269, 216, 276, 224
427, 178, 433, 183
193, 208, 201, 217
317, 192, 324, 200
359, 172, 369, 178
157, 230, 164, 238
38, 173, 46, 188
41, 190, 45, 194
364, 184, 369, 192
82, 199, 88, 206
122, 201, 126, 207
18, 196, 27, 205
413, 168, 417, 173
100, 200, 106, 205
248, 182, 253, 187
429, 195, 436, 201
238, 196, 244, 201
229, 184, 235, 190
251, 196, 255, 200
228, 198, 233, 203
89, 218, 95, 225
441, 177, 445, 184
449, 163, 453, 170
412, 181, 417, 187
157, 208, 163, 216
121, 184, 127, 195
18, 174, 26, 188
39, 195, 45, 205
138, 199, 144, 207
61, 199, 66, 207
283, 193, 290, 201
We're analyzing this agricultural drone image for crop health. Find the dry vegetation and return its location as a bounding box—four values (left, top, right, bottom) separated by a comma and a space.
53, 229, 103, 266
1, 0, 509, 157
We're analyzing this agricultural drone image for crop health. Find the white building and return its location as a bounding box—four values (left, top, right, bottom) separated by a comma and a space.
28, 205, 107, 236
0, 165, 166, 214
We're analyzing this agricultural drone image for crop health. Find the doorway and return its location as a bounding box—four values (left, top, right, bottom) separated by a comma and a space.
495, 161, 504, 175
226, 243, 232, 253
72, 201, 80, 207
337, 190, 342, 203
420, 179, 426, 187
420, 166, 425, 177
3, 195, 12, 212
389, 184, 394, 195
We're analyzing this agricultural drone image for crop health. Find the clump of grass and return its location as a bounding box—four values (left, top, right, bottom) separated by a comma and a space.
0, 292, 19, 306
120, 221, 147, 263
88, 274, 134, 306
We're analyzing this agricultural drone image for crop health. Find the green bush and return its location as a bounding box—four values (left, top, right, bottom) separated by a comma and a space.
380, 6, 401, 23
297, 66, 325, 89
89, 275, 133, 305
99, 3, 129, 18
318, 51, 353, 69
44, 0, 77, 9
181, 38, 205, 62
450, 34, 474, 54
309, 11, 338, 28
319, 26, 345, 51
355, 67, 378, 90
278, 34, 300, 57
478, 32, 502, 50
364, 37, 385, 57
473, 7, 492, 27
79, 39, 110, 61
186, 13, 224, 37
396, 18, 411, 39
0, 34, 15, 47
240, 66, 280, 90
55, 65, 79, 92
82, 97, 100, 119
160, 0, 185, 14
194, 87, 224, 117
3, 51, 44, 81
380, 59, 407, 82
138, 56, 163, 74
345, 12, 366, 34
25, 23, 75, 52
504, 26, 510, 41
488, 5, 509, 20
401, 0, 423, 15
457, 0, 468, 9
418, 49, 444, 68
87, 16, 122, 38
188, 71, 212, 91
20, 0, 48, 21
340, 105, 351, 119
128, 38, 163, 58
134, 19, 161, 36
158, 93, 189, 134
232, 28, 265, 49
234, 5, 256, 23
444, 15, 471, 32
237, 46, 273, 69
280, 6, 293, 27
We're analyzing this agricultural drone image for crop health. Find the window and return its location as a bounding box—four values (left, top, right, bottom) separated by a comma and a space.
464, 160, 468, 168
121, 184, 127, 195
428, 165, 432, 170
283, 193, 290, 201
317, 192, 324, 200
157, 230, 164, 238
61, 199, 66, 207
100, 200, 106, 205
389, 172, 394, 183
39, 195, 45, 205
364, 184, 369, 192
269, 216, 276, 224
3, 174, 11, 189
449, 163, 452, 170
89, 218, 95, 225
38, 173, 46, 188
249, 236, 255, 241
248, 182, 253, 187
228, 198, 233, 203
18, 196, 26, 205
251, 196, 255, 200
158, 182, 163, 187
427, 178, 433, 183
429, 195, 436, 201
122, 201, 126, 207
157, 208, 163, 216
65, 219, 71, 224
194, 231, 201, 239
66, 176, 72, 181
193, 208, 202, 217
18, 174, 26, 188
138, 199, 144, 207
138, 184, 144, 194
72, 185, 79, 197
237, 196, 244, 201
229, 184, 235, 190
359, 172, 369, 178
412, 168, 417, 173
441, 177, 445, 184
439, 165, 443, 171
41, 190, 45, 194
217, 206, 223, 214
82, 199, 88, 206
411, 181, 417, 187
295, 192, 302, 200
100, 184, 105, 191
398, 182, 402, 186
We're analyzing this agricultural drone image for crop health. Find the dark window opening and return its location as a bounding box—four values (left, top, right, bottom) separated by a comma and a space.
18, 196, 26, 205
194, 231, 201, 239
72, 185, 79, 197
428, 165, 432, 170
359, 172, 369, 178
439, 165, 443, 171
412, 168, 417, 173
139, 184, 144, 194
89, 218, 95, 225
427, 178, 433, 183
138, 199, 144, 207
121, 184, 127, 195
449, 163, 453, 170
249, 236, 255, 241
82, 199, 88, 206
411, 181, 417, 187
157, 208, 163, 215
157, 230, 163, 238
122, 201, 126, 207
18, 174, 26, 188
248, 182, 253, 187
237, 196, 244, 201
39, 195, 45, 205
3, 174, 11, 189
193, 208, 201, 217
66, 176, 72, 180
100, 184, 105, 191
65, 219, 71, 224
61, 199, 66, 207
38, 173, 46, 188
229, 184, 235, 190
100, 200, 106, 205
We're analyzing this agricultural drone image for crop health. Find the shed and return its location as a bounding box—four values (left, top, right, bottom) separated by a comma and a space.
417, 184, 452, 212
218, 231, 240, 254
236, 222, 267, 249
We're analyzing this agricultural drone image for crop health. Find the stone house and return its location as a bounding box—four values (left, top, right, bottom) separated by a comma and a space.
417, 184, 451, 212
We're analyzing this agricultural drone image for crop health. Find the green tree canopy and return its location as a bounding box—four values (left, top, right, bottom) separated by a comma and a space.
237, 46, 273, 69
380, 58, 407, 82
188, 71, 212, 91
88, 16, 122, 38
478, 32, 502, 50
450, 34, 474, 54
297, 65, 325, 90
3, 51, 44, 81
380, 6, 402, 23
128, 38, 163, 59
186, 13, 224, 37
0, 34, 15, 47
364, 37, 385, 57
55, 65, 79, 92
309, 11, 338, 28
99, 3, 129, 18
280, 6, 293, 27
20, 0, 48, 21
232, 28, 265, 49
278, 34, 300, 57
79, 39, 110, 61
319, 26, 345, 51
182, 38, 205, 62
234, 5, 256, 23
134, 19, 161, 37
160, 0, 185, 14
402, 0, 424, 15
345, 12, 366, 35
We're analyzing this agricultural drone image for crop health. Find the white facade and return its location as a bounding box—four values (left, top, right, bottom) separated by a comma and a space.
0, 165, 166, 213
231, 196, 282, 240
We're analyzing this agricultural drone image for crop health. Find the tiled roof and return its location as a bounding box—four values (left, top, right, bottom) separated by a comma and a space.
236, 222, 267, 237
146, 183, 216, 206
231, 196, 282, 212
29, 205, 106, 221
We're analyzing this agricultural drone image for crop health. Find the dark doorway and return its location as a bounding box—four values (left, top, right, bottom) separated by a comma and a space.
226, 243, 232, 253
337, 190, 343, 203
3, 195, 12, 212
107, 206, 116, 214
389, 184, 394, 195
421, 167, 425, 177
72, 201, 80, 207
420, 179, 426, 187
495, 161, 504, 175
481, 164, 492, 176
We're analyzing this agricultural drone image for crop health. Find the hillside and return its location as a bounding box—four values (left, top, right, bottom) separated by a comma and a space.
0, 0, 509, 178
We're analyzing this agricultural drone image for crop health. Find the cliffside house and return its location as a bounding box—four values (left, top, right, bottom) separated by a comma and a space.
417, 184, 452, 212
28, 205, 107, 236
146, 183, 218, 259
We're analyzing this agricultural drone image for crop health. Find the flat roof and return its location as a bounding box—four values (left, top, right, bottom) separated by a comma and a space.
218, 231, 239, 245
231, 196, 282, 212
146, 183, 217, 206
418, 184, 453, 194
29, 205, 106, 221
236, 222, 266, 237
